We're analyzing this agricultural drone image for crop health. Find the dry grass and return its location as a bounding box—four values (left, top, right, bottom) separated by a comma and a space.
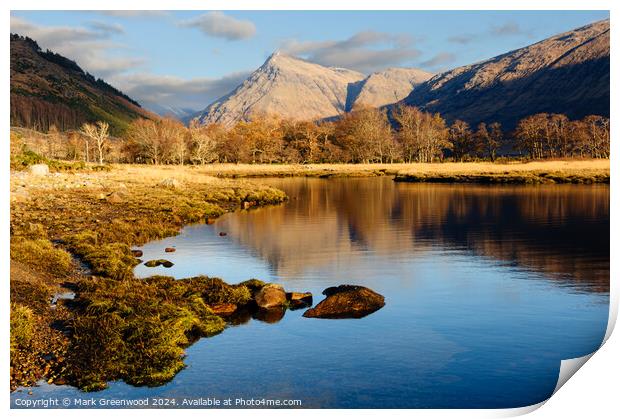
393, 160, 609, 184
393, 159, 610, 175
101, 160, 610, 180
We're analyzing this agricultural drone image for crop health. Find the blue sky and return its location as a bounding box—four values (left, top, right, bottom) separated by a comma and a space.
10, 10, 610, 111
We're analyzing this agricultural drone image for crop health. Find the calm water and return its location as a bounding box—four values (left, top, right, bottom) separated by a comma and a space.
12, 178, 609, 408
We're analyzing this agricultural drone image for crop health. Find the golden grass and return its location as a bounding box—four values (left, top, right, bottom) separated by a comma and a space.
100, 160, 610, 180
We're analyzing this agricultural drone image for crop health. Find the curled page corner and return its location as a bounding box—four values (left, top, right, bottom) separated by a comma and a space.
550, 297, 617, 398
553, 353, 595, 395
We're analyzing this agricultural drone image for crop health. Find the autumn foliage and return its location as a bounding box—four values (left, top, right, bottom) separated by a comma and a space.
11, 106, 610, 165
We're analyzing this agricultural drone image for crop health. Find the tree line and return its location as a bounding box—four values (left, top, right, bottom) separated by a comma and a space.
12, 105, 610, 164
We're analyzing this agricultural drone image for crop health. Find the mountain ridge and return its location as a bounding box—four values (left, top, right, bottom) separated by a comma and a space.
400, 19, 610, 129
10, 34, 154, 134
193, 52, 365, 127
193, 53, 431, 127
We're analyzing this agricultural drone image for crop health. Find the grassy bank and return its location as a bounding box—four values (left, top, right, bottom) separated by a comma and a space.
392, 160, 610, 184
109, 160, 610, 182
10, 165, 286, 391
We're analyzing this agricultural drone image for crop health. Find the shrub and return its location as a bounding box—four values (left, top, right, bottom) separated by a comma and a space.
10, 238, 73, 277
10, 304, 36, 352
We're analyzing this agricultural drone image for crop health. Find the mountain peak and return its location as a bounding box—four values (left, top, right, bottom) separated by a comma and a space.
194, 55, 365, 127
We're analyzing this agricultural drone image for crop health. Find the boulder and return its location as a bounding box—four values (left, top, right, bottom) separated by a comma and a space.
159, 178, 181, 189
219, 232, 227, 237
209, 303, 237, 315
255, 283, 287, 309
106, 192, 123, 203
303, 285, 385, 319
286, 291, 313, 309
29, 164, 49, 176
238, 279, 266, 296
131, 249, 143, 257
144, 259, 174, 268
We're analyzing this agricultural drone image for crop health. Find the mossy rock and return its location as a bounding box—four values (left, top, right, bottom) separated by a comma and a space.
144, 259, 174, 268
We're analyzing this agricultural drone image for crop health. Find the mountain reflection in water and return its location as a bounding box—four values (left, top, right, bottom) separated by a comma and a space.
214, 178, 609, 292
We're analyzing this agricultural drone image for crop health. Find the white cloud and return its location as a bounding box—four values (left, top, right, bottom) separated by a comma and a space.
179, 12, 256, 41
88, 21, 125, 35
93, 11, 169, 18
10, 16, 143, 78
491, 22, 525, 36
110, 71, 251, 110
448, 21, 532, 45
419, 52, 456, 70
280, 31, 421, 73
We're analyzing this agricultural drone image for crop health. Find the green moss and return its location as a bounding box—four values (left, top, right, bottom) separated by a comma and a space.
185, 276, 252, 306
10, 304, 36, 353
65, 232, 137, 280
67, 276, 229, 390
10, 148, 46, 170
238, 278, 266, 293
174, 201, 224, 223
10, 238, 73, 277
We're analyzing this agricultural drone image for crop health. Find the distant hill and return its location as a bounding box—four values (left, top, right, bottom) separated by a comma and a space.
346, 67, 432, 111
401, 19, 610, 130
10, 34, 154, 134
142, 101, 197, 123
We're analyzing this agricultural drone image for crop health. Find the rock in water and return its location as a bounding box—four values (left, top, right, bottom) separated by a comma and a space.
303, 285, 385, 319
164, 247, 176, 253
144, 259, 174, 268
209, 303, 237, 315
29, 164, 49, 176
286, 291, 313, 309
131, 249, 143, 257
255, 284, 287, 309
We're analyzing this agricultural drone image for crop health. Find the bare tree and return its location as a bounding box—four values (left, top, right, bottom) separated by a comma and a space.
488, 122, 503, 161
449, 120, 474, 161
189, 126, 218, 164
81, 121, 109, 164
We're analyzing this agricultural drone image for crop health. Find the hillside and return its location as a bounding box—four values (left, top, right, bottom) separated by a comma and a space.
401, 19, 610, 129
346, 68, 432, 111
10, 34, 154, 134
